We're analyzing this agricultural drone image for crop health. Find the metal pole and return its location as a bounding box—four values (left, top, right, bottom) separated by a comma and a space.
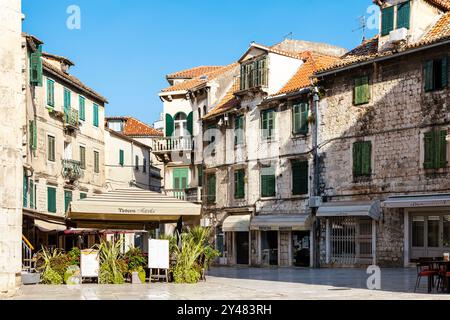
312, 87, 321, 268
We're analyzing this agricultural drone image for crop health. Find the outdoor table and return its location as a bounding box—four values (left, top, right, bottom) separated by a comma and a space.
422, 260, 450, 293
434, 261, 450, 293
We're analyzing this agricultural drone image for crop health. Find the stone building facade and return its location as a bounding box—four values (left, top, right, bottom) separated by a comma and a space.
0, 0, 24, 296
315, 0, 450, 267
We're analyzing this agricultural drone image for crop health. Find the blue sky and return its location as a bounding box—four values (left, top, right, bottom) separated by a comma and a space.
22, 0, 379, 126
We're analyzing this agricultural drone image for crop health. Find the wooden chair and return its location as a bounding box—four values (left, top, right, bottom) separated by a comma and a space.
414, 258, 439, 293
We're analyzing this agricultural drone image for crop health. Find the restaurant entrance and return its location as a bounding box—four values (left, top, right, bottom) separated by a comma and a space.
410, 212, 450, 260
235, 232, 249, 265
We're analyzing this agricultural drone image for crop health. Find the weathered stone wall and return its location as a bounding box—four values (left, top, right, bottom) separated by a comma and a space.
318, 43, 450, 265
0, 0, 23, 296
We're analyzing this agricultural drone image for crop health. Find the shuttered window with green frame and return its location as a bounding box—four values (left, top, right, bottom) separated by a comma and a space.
47, 135, 55, 162
64, 190, 73, 213
165, 114, 174, 137
79, 146, 86, 169
47, 78, 55, 107
93, 103, 99, 127
234, 169, 245, 199
206, 173, 216, 203
381, 6, 394, 36
119, 149, 124, 166
261, 108, 275, 140
30, 45, 43, 86
47, 187, 57, 213
235, 115, 244, 146
64, 88, 71, 115
397, 1, 411, 30
353, 141, 372, 177
354, 76, 370, 105
424, 57, 448, 92
23, 173, 28, 208
261, 166, 276, 198
94, 151, 100, 173
292, 102, 309, 135
80, 193, 87, 200
292, 160, 309, 196
79, 96, 86, 121
424, 130, 448, 169
29, 120, 37, 150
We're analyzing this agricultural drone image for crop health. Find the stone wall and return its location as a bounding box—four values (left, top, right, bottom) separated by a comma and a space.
0, 0, 24, 296
377, 208, 404, 267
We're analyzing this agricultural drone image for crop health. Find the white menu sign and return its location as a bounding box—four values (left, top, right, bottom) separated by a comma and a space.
81, 249, 99, 278
148, 239, 169, 269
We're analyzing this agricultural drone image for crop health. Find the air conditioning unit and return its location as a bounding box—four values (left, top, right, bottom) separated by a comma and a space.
309, 196, 323, 208
389, 28, 408, 43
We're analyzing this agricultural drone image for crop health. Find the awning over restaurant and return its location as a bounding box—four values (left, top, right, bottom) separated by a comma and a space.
68, 188, 201, 230
35, 220, 67, 232
250, 214, 312, 231
222, 215, 251, 232
317, 201, 381, 220
383, 194, 450, 208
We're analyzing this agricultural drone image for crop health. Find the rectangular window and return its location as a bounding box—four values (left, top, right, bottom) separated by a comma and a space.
30, 46, 43, 86
234, 169, 245, 199
64, 88, 71, 114
424, 130, 448, 169
206, 173, 216, 203
135, 155, 139, 171
119, 149, 124, 166
47, 135, 55, 162
397, 1, 410, 30
79, 146, 86, 169
79, 96, 86, 121
94, 151, 100, 173
261, 166, 276, 198
424, 57, 448, 92
261, 109, 275, 140
29, 120, 37, 150
93, 103, 99, 127
64, 190, 72, 213
292, 102, 309, 135
354, 76, 370, 105
412, 216, 425, 247
80, 192, 87, 200
292, 160, 309, 196
47, 79, 55, 107
240, 57, 268, 90
353, 141, 372, 177
143, 158, 147, 173
235, 115, 244, 146
198, 165, 203, 187
381, 6, 394, 36
47, 187, 56, 213
23, 173, 28, 208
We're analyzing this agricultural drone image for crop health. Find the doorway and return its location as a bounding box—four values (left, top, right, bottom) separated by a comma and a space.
292, 231, 310, 267
261, 231, 278, 266
235, 232, 249, 265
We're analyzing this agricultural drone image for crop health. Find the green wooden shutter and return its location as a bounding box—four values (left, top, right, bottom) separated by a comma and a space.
354, 77, 362, 105
187, 112, 193, 136
29, 120, 37, 150
79, 96, 86, 121
80, 146, 86, 169
119, 149, 124, 166
93, 104, 99, 127
64, 190, 72, 213
234, 169, 245, 199
354, 76, 370, 105
235, 116, 244, 145
64, 89, 71, 114
23, 173, 28, 208
30, 180, 34, 209
207, 174, 216, 203
94, 151, 99, 173
198, 165, 203, 187
438, 130, 448, 168
48, 136, 55, 162
165, 114, 174, 137
300, 103, 309, 134
80, 193, 87, 200
261, 167, 275, 197
47, 79, 55, 107
424, 60, 434, 92
424, 132, 434, 169
30, 46, 43, 86
441, 57, 448, 89
293, 104, 300, 134
268, 110, 275, 139
47, 187, 56, 213
292, 160, 309, 195
397, 1, 410, 30
381, 6, 394, 36
353, 143, 362, 176
361, 142, 372, 175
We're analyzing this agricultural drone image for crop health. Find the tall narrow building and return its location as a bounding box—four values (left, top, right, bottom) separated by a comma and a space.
0, 0, 24, 295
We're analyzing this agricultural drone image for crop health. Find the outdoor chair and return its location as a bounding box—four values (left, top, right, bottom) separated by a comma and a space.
414, 257, 439, 293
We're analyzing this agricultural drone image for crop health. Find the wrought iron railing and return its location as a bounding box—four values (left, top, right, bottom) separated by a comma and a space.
62, 159, 83, 181
163, 187, 202, 203
153, 136, 193, 153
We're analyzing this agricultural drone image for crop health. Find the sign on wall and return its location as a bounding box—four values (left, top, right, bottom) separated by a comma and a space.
148, 239, 170, 269
81, 249, 99, 278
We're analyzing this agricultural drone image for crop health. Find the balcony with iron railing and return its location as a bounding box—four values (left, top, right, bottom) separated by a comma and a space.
64, 108, 79, 130
164, 187, 202, 204
62, 159, 83, 182
153, 136, 194, 154
233, 67, 269, 95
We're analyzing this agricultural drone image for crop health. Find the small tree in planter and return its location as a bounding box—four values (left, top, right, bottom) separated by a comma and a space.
125, 247, 147, 284
97, 239, 126, 284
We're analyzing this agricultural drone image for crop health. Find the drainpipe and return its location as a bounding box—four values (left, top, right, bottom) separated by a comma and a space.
312, 87, 321, 268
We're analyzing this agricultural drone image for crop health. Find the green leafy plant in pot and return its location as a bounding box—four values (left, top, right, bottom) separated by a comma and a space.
36, 247, 65, 285
97, 239, 126, 284
125, 247, 147, 284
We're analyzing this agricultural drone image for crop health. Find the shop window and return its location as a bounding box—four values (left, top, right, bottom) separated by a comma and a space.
412, 216, 425, 247
261, 231, 278, 266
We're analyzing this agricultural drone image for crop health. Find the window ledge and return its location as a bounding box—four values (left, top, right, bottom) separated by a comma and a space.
291, 133, 309, 140
353, 175, 372, 183
423, 167, 449, 176
259, 196, 277, 201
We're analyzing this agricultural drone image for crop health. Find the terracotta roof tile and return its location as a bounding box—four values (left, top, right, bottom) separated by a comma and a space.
275, 52, 340, 96
43, 60, 108, 104
423, 0, 450, 10
106, 116, 163, 137
161, 63, 238, 93
203, 78, 240, 120
166, 66, 223, 79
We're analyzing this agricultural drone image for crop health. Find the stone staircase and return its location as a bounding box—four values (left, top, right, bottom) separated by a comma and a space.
21, 235, 40, 285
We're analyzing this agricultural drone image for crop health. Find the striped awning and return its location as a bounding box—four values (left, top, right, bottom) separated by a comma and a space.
68, 188, 201, 229
250, 214, 312, 231
317, 201, 381, 220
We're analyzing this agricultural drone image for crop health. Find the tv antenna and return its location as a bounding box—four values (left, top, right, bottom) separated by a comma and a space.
283, 32, 293, 40
352, 16, 367, 43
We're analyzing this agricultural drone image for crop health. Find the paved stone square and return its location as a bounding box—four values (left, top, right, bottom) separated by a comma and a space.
5, 267, 450, 300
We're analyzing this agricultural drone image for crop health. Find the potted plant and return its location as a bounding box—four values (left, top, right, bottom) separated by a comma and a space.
125, 247, 147, 284
97, 240, 126, 284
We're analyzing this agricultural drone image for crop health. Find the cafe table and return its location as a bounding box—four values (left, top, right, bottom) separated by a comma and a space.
423, 260, 450, 293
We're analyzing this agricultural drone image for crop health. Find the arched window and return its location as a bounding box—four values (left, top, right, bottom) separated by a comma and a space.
174, 112, 188, 136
